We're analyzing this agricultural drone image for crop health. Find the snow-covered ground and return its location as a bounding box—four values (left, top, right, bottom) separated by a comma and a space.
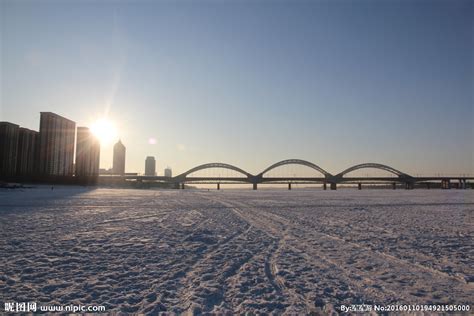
1, 187, 473, 314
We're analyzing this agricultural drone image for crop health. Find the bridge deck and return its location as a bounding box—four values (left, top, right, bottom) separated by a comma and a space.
98, 175, 474, 184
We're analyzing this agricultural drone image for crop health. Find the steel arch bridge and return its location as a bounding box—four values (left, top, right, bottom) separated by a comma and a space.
175, 162, 254, 181
109, 159, 473, 190
258, 159, 330, 177
335, 163, 410, 178
171, 160, 415, 186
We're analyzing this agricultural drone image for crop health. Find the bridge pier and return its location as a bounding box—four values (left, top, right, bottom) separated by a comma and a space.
441, 179, 451, 189
253, 183, 257, 190
405, 182, 414, 190
288, 183, 292, 190
330, 183, 337, 190
358, 183, 362, 190
217, 183, 220, 190
180, 183, 185, 189
392, 182, 396, 190
323, 182, 327, 190
426, 182, 431, 189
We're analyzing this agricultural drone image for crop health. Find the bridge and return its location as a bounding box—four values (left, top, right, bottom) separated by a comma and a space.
101, 159, 474, 190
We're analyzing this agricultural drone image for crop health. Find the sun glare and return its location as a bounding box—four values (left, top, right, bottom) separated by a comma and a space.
90, 118, 118, 145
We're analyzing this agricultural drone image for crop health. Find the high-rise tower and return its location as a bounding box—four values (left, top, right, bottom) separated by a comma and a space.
16, 127, 39, 176
0, 122, 20, 177
38, 112, 76, 176
75, 127, 100, 177
145, 156, 156, 176
113, 140, 126, 175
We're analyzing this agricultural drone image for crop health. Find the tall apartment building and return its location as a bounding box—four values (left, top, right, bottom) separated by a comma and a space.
38, 112, 76, 176
164, 167, 172, 178
16, 128, 39, 176
75, 127, 100, 177
145, 156, 156, 176
0, 122, 20, 177
113, 140, 126, 175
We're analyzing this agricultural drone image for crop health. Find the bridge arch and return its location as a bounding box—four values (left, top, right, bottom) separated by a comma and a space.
176, 162, 253, 179
336, 163, 411, 178
259, 159, 331, 177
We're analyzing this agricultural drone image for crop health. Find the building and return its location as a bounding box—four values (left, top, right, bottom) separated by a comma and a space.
75, 127, 100, 177
16, 128, 39, 176
145, 156, 156, 176
0, 122, 19, 177
112, 140, 126, 175
164, 167, 172, 178
38, 112, 76, 176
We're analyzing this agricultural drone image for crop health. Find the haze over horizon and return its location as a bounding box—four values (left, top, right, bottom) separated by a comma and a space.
1, 0, 473, 176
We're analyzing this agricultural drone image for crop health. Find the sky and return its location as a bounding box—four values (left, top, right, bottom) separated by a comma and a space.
1, 0, 473, 177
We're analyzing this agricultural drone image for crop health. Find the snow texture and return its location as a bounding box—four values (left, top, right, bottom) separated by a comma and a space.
1, 187, 473, 314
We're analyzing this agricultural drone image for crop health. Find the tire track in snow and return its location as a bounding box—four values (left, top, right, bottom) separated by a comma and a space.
206, 195, 315, 313
263, 207, 470, 285
266, 206, 468, 280
230, 197, 463, 283
216, 195, 473, 304
160, 193, 255, 313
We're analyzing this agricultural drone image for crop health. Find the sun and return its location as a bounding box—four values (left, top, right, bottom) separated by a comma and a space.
90, 118, 118, 145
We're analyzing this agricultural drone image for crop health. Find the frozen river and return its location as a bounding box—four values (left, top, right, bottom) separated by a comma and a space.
1, 188, 473, 314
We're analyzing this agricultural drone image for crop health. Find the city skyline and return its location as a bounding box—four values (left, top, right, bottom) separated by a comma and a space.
2, 1, 473, 313
1, 0, 473, 176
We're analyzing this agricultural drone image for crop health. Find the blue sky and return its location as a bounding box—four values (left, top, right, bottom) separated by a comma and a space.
1, 0, 473, 176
